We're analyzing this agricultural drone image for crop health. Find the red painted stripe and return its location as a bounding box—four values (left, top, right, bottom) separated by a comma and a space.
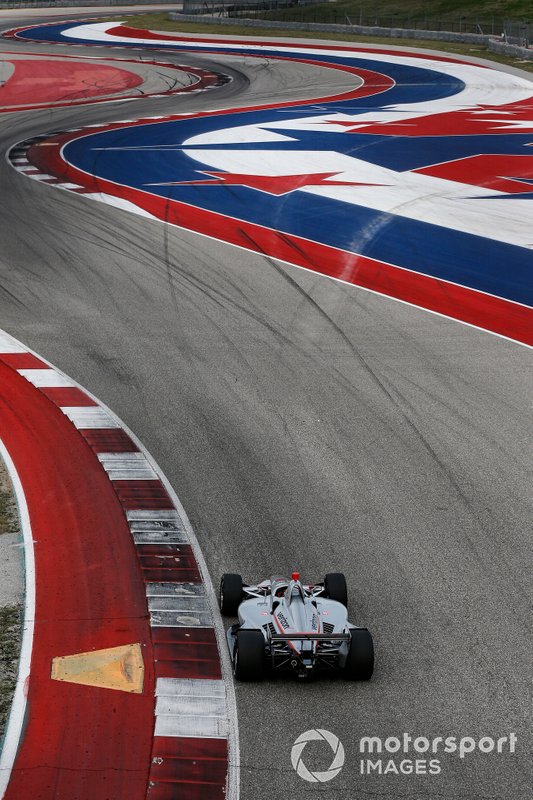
155, 655, 222, 680
153, 626, 222, 679
0, 58, 143, 109
152, 627, 219, 645
148, 737, 228, 800
0, 362, 155, 800
0, 352, 48, 369
146, 780, 226, 800
143, 566, 202, 583
40, 386, 97, 406
139, 548, 198, 568
80, 427, 139, 452
113, 479, 174, 509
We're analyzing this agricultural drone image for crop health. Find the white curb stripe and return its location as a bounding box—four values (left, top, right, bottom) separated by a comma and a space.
98, 453, 158, 480
60, 406, 117, 428
18, 368, 74, 387
154, 677, 228, 738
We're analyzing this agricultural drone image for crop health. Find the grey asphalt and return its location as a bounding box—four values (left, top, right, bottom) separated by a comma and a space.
0, 16, 532, 800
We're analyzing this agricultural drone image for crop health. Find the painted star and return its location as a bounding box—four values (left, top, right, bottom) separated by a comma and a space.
147, 171, 384, 196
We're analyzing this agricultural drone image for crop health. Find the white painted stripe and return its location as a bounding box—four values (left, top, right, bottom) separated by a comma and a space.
156, 677, 226, 697
150, 608, 213, 628
132, 530, 188, 545
0, 441, 36, 800
148, 595, 210, 613
127, 509, 181, 521
156, 693, 226, 718
0, 334, 25, 352
146, 582, 205, 597
154, 677, 228, 737
60, 406, 117, 428
155, 714, 228, 738
129, 519, 186, 532
107, 468, 158, 480
18, 368, 74, 387
28, 173, 56, 181
98, 452, 157, 480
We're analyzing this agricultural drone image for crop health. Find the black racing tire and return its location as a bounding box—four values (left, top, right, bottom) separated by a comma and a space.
234, 630, 265, 681
324, 572, 348, 608
219, 573, 243, 616
344, 628, 374, 681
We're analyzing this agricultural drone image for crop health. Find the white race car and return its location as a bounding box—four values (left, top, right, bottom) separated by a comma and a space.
219, 571, 374, 681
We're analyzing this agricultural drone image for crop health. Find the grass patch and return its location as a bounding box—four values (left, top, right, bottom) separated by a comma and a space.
0, 604, 22, 739
100, 13, 533, 73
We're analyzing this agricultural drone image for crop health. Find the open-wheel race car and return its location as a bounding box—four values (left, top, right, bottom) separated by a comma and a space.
219, 571, 374, 681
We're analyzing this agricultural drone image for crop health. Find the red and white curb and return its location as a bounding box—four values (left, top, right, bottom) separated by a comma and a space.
0, 328, 239, 800
0, 49, 230, 113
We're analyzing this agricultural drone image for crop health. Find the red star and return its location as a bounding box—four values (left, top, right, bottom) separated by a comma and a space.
154, 171, 382, 195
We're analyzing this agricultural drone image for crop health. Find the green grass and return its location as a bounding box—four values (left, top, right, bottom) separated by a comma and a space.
101, 13, 533, 73
254, 0, 532, 28
0, 604, 22, 739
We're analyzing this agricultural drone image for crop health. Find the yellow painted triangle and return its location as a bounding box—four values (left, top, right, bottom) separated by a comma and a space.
51, 643, 144, 694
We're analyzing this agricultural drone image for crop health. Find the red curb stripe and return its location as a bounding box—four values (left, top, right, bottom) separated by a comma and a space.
148, 738, 228, 800
80, 427, 140, 452
113, 479, 174, 509
144, 566, 202, 582
155, 655, 223, 680
40, 386, 98, 406
0, 353, 48, 368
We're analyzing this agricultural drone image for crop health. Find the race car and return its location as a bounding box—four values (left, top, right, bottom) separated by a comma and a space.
219, 571, 374, 681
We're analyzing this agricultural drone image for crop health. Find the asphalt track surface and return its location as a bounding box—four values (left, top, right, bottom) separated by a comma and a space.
0, 12, 532, 800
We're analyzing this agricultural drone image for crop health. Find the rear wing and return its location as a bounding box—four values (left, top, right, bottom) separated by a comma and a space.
271, 633, 350, 642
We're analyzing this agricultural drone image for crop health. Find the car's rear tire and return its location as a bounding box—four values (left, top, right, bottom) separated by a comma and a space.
219, 573, 243, 616
234, 630, 265, 681
344, 628, 374, 681
324, 572, 348, 608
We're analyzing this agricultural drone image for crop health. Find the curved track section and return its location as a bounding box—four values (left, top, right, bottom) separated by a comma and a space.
5, 19, 533, 344
1, 13, 532, 800
0, 329, 236, 800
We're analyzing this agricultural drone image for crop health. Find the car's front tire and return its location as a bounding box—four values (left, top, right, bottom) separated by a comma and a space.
219, 573, 243, 616
324, 572, 348, 608
234, 629, 265, 681
344, 628, 374, 680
